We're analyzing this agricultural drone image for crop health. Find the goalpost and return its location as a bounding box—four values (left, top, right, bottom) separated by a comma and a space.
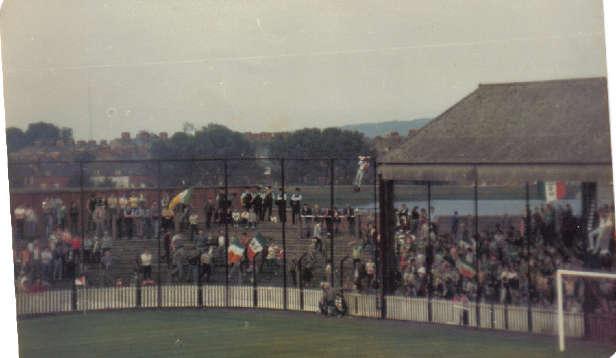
556, 269, 616, 352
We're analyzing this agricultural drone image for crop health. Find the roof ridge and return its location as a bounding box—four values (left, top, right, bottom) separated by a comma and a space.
478, 76, 606, 88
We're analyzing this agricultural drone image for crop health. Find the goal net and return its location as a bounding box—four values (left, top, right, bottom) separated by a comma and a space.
556, 269, 616, 352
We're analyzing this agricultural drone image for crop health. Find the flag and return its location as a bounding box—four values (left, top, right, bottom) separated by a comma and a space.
247, 233, 267, 261
228, 242, 245, 264
457, 260, 476, 279
544, 181, 566, 202
169, 188, 193, 210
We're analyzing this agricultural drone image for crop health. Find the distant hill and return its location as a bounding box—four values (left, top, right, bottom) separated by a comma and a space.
341, 118, 432, 137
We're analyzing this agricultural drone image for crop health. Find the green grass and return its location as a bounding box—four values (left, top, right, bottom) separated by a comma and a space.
18, 309, 614, 358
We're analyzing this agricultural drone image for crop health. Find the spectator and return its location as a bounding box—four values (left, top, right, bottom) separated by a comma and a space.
140, 248, 153, 281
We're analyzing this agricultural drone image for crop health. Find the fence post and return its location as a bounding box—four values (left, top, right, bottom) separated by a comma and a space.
71, 283, 78, 311
473, 168, 481, 327
253, 255, 258, 308
156, 160, 162, 308
136, 278, 142, 308
224, 159, 229, 308
329, 158, 335, 285
340, 255, 350, 290
198, 256, 203, 308
525, 181, 533, 332
75, 161, 84, 312
280, 158, 288, 310
298, 252, 307, 311
427, 181, 433, 323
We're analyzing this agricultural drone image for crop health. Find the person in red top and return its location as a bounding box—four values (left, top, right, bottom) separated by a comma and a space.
19, 247, 31, 273
71, 236, 81, 254
28, 278, 48, 293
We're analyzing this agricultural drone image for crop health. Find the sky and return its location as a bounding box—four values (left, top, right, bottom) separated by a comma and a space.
0, 0, 608, 140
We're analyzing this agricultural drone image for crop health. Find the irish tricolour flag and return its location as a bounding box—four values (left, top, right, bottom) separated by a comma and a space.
544, 181, 566, 203
228, 242, 245, 264
169, 188, 193, 210
247, 233, 267, 261
457, 259, 476, 279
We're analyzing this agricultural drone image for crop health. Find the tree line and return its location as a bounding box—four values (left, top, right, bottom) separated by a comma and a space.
7, 122, 376, 186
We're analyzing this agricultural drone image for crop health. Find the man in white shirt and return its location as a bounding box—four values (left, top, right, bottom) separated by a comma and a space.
140, 248, 153, 281
290, 188, 302, 225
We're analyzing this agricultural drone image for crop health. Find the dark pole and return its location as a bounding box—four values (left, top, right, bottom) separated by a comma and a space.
473, 169, 481, 327
427, 181, 433, 322
156, 160, 162, 308
525, 181, 533, 332
329, 158, 335, 285
281, 158, 288, 310
224, 159, 229, 307
298, 252, 307, 311
372, 159, 378, 263
75, 161, 84, 311
377, 174, 387, 319
340, 255, 350, 289
372, 159, 379, 314
252, 255, 258, 308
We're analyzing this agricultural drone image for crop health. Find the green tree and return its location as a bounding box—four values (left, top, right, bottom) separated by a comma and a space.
6, 127, 27, 152
25, 122, 62, 145
268, 127, 375, 185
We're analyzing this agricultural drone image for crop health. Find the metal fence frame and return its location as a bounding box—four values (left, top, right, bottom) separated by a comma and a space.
8, 158, 613, 338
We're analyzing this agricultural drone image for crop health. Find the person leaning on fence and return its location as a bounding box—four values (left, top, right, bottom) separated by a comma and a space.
319, 282, 337, 316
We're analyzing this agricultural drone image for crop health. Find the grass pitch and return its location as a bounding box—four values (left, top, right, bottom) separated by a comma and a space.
17, 309, 614, 357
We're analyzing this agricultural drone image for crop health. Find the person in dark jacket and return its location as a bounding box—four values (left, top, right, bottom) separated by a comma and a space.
263, 187, 273, 221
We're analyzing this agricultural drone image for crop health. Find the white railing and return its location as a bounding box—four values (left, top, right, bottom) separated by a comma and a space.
385, 296, 429, 322
141, 285, 158, 308
228, 285, 252, 308
346, 293, 380, 318
14, 286, 584, 338
257, 286, 284, 310
203, 285, 225, 308
16, 289, 72, 315
77, 287, 136, 311
161, 285, 198, 307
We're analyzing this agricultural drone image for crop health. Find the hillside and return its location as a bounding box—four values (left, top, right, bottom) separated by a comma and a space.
341, 118, 432, 138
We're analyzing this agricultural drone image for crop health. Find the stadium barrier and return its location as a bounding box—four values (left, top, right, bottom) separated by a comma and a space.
14, 286, 584, 338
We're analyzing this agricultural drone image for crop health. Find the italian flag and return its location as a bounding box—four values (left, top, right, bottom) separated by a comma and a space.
247, 233, 267, 261
228, 242, 245, 264
169, 188, 193, 210
457, 259, 476, 279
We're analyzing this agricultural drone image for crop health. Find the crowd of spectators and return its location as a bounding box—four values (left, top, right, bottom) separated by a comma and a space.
13, 186, 373, 291
387, 202, 616, 313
